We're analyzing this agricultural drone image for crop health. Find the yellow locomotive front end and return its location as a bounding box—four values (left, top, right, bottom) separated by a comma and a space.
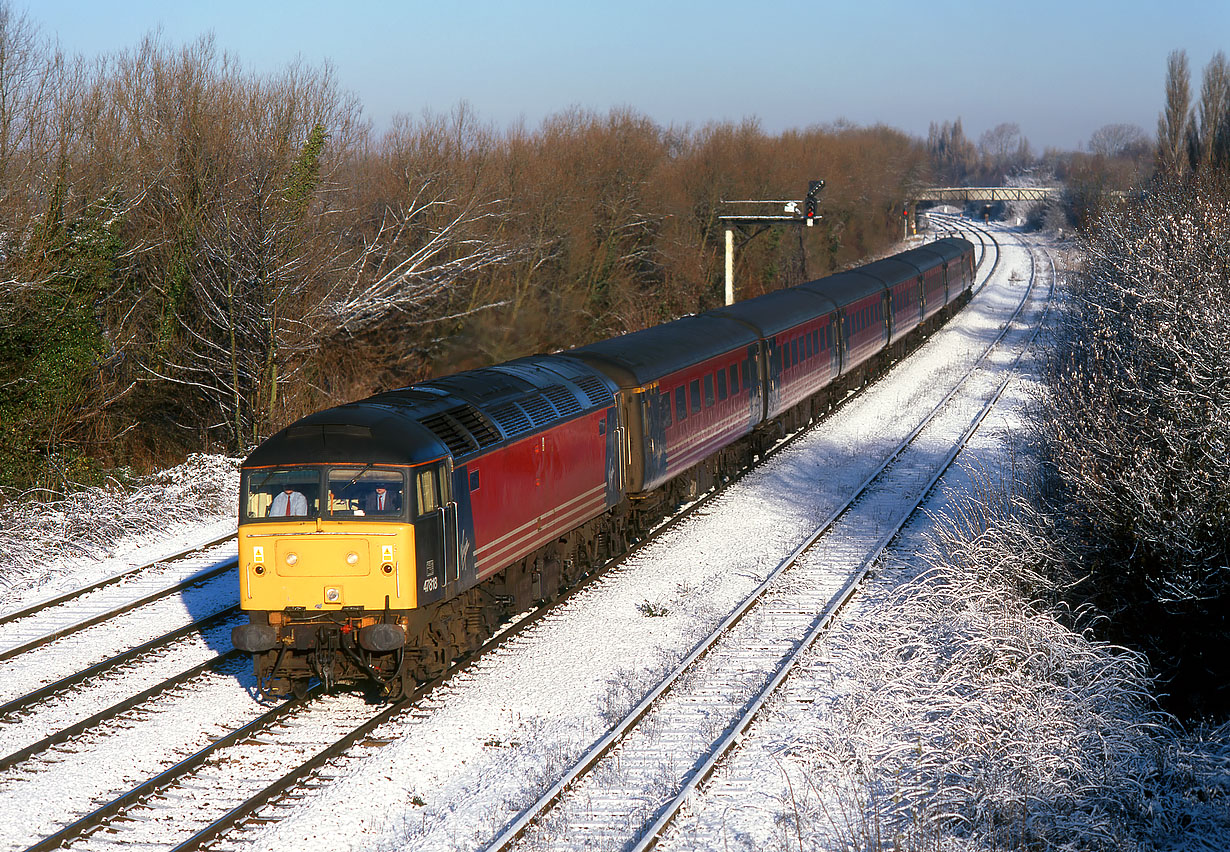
233, 463, 423, 697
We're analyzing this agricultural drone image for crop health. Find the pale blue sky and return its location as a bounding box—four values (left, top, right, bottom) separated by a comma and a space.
20, 0, 1230, 151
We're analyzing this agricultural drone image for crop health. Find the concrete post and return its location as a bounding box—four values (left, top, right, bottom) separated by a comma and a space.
725, 228, 734, 306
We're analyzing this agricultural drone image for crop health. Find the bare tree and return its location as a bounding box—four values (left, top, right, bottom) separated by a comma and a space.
978, 122, 1031, 181
332, 182, 519, 344
1156, 49, 1191, 178
927, 117, 977, 184
1186, 51, 1230, 172
1088, 123, 1146, 158
0, 4, 55, 204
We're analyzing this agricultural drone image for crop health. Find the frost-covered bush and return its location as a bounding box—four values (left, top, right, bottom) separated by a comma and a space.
0, 453, 239, 595
781, 487, 1229, 852
1039, 178, 1230, 716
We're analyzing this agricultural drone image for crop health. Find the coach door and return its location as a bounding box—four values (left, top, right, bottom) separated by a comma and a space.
412, 464, 453, 604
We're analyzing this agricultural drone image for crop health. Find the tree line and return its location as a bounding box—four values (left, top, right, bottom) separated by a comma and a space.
0, 6, 931, 493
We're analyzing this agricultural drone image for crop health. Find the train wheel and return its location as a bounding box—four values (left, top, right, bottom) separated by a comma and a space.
290, 678, 311, 699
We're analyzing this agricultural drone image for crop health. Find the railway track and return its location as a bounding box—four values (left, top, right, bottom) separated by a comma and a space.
3, 222, 1004, 852
0, 543, 237, 669
0, 561, 239, 720
483, 223, 1048, 852
0, 532, 236, 639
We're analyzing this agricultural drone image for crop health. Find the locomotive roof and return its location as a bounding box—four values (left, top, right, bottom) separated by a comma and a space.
244, 403, 451, 468
561, 313, 760, 388
244, 354, 617, 468
708, 286, 838, 338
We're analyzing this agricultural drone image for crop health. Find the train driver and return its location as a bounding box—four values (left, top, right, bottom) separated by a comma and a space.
268, 487, 308, 517
364, 485, 400, 514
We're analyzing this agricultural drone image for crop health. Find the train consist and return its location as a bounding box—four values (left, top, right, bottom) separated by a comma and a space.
232, 238, 976, 697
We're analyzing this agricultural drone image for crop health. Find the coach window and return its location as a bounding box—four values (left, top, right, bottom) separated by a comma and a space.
729, 364, 739, 395
716, 369, 728, 401
792, 338, 800, 367
690, 379, 701, 414
662, 389, 672, 428
704, 375, 715, 407
675, 386, 687, 421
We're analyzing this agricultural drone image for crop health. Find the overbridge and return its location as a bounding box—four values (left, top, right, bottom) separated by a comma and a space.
915, 186, 1063, 204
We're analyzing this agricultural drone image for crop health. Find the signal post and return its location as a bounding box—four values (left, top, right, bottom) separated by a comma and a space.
719, 180, 824, 306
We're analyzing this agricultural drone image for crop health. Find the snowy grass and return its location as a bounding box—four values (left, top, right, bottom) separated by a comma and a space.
0, 453, 239, 599
772, 476, 1230, 851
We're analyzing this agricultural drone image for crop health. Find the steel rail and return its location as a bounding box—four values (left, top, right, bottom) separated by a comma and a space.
0, 605, 241, 719
21, 686, 316, 852
0, 649, 247, 774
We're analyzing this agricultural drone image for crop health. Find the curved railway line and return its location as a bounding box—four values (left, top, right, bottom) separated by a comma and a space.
1, 222, 1015, 852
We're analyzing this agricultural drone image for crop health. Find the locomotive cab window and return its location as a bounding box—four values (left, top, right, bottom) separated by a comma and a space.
416, 467, 440, 517
328, 467, 406, 519
242, 467, 321, 521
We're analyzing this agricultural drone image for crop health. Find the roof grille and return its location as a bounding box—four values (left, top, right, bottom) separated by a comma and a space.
519, 394, 557, 428
488, 402, 533, 438
574, 374, 612, 408
447, 404, 501, 448
543, 385, 582, 418
419, 409, 479, 457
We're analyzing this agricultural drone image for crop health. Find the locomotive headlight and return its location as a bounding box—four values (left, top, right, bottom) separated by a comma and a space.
325, 587, 341, 603
285, 552, 298, 566
345, 551, 359, 566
